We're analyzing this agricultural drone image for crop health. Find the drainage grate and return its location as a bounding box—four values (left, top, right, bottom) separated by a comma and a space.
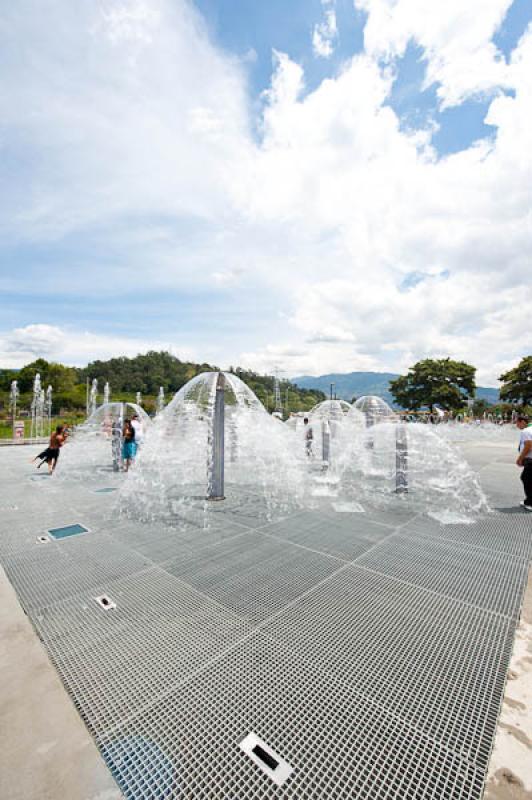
258, 514, 392, 562
261, 564, 515, 770
356, 533, 529, 618
0, 454, 528, 800
33, 568, 253, 738
2, 534, 150, 611
162, 531, 340, 623
48, 523, 90, 540
94, 487, 118, 494
404, 514, 532, 561
98, 632, 485, 799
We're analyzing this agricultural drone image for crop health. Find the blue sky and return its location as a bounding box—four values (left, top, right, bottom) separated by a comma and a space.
0, 0, 531, 384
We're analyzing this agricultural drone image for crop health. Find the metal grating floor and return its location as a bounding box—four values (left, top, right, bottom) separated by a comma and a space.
98, 632, 486, 800
0, 444, 530, 800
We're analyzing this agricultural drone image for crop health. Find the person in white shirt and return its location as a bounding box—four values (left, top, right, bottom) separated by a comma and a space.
515, 415, 532, 511
130, 414, 144, 448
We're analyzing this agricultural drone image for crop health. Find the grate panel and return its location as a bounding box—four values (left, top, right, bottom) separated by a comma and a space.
36, 571, 253, 738
162, 531, 341, 623
258, 514, 393, 561
356, 533, 529, 618
262, 565, 514, 769
3, 532, 150, 610
98, 632, 485, 800
403, 514, 532, 561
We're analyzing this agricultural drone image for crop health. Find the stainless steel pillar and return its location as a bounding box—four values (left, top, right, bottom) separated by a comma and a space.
395, 422, 408, 493
112, 403, 124, 472
322, 420, 330, 464
207, 373, 225, 500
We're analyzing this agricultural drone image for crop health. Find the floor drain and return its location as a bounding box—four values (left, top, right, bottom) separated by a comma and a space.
47, 523, 90, 540
239, 733, 293, 787
95, 594, 116, 610
93, 487, 118, 494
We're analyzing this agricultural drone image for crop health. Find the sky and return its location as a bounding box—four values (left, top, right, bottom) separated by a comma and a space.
0, 0, 531, 386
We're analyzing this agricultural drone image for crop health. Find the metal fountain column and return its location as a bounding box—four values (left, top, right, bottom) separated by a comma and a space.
208, 372, 225, 500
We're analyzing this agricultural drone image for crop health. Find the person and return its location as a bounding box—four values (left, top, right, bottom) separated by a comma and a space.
122, 419, 137, 472
130, 413, 143, 447
516, 415, 532, 511
303, 417, 313, 457
32, 425, 68, 475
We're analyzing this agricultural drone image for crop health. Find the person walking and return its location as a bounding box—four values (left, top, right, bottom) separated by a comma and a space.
32, 425, 68, 475
122, 419, 137, 472
303, 417, 313, 457
515, 415, 532, 511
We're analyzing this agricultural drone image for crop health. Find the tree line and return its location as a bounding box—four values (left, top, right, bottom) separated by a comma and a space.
0, 352, 325, 415
0, 351, 530, 416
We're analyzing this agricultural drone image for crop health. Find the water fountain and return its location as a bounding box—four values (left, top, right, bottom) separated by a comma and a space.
58, 402, 151, 478
119, 372, 305, 524
157, 387, 165, 414
353, 395, 397, 425
331, 418, 488, 519
45, 385, 53, 437
103, 382, 110, 405
89, 379, 98, 417
9, 380, 19, 436
30, 374, 44, 440
308, 400, 361, 462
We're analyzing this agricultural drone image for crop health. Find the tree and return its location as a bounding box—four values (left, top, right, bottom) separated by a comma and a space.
17, 359, 77, 393
472, 398, 490, 417
499, 356, 532, 405
390, 358, 476, 412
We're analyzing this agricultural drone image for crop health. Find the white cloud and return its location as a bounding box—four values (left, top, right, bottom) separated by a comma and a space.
313, 1, 338, 59
0, 1, 531, 385
0, 325, 197, 368
355, 0, 514, 107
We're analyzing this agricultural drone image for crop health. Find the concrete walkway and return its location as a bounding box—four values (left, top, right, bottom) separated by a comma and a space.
0, 565, 122, 800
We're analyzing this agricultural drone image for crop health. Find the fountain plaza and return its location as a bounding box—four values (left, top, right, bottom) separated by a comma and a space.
0, 375, 530, 800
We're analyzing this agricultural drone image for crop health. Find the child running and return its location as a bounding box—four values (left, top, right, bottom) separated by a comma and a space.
33, 425, 68, 475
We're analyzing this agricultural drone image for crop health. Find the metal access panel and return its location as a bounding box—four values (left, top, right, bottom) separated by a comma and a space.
48, 523, 90, 540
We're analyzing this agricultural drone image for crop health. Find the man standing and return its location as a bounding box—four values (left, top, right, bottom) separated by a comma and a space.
516, 415, 532, 511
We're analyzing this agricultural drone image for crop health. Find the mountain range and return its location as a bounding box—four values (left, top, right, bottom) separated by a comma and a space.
291, 372, 500, 407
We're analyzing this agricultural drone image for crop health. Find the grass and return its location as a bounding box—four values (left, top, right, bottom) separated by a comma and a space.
0, 415, 86, 440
